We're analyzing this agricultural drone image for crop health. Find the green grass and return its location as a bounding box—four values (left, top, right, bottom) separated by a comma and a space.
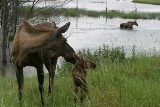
133, 0, 160, 5
1, 46, 160, 106
19, 6, 160, 19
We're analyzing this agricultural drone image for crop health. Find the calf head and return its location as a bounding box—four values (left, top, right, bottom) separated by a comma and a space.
74, 55, 96, 69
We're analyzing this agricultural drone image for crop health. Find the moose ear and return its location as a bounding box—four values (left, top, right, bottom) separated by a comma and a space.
73, 54, 78, 60
57, 22, 70, 34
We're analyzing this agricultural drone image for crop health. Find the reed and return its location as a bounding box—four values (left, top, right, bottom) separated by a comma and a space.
19, 6, 160, 19
133, 0, 160, 5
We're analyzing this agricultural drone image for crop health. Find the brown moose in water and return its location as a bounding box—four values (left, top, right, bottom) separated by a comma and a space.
120, 21, 138, 30
72, 54, 96, 102
12, 20, 76, 106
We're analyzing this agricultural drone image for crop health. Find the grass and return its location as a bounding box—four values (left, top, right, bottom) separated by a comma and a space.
133, 0, 160, 5
19, 6, 160, 19
1, 46, 160, 106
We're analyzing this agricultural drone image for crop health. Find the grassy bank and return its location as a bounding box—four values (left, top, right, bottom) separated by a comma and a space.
19, 6, 160, 19
133, 0, 160, 5
1, 47, 160, 106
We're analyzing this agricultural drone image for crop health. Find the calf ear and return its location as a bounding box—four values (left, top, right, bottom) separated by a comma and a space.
57, 22, 70, 34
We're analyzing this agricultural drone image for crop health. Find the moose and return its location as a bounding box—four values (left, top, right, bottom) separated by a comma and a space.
120, 21, 138, 30
12, 20, 76, 106
72, 54, 96, 102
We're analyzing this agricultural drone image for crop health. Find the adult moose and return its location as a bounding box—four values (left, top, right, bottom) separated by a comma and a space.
12, 20, 76, 106
120, 21, 138, 30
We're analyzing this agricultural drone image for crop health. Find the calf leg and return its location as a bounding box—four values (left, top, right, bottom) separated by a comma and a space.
36, 65, 44, 106
74, 85, 78, 102
16, 67, 24, 106
80, 80, 88, 102
80, 85, 85, 102
83, 82, 89, 99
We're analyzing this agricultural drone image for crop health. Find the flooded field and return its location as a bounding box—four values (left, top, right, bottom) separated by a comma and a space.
65, 0, 160, 12
59, 17, 160, 56
34, 0, 160, 12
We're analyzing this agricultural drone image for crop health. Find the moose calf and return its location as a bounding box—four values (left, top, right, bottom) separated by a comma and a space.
72, 55, 96, 102
120, 21, 138, 30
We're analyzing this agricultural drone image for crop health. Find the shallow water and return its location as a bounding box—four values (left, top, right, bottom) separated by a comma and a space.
4, 16, 160, 76
3, 1, 160, 76
65, 0, 160, 12
32, 0, 160, 12
59, 17, 160, 56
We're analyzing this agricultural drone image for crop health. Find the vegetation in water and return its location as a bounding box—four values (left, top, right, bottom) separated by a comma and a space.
19, 6, 160, 19
133, 0, 160, 5
1, 46, 160, 106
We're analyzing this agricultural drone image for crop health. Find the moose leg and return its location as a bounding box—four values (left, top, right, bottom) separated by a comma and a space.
48, 67, 55, 102
36, 65, 44, 106
16, 67, 24, 106
130, 26, 133, 30
45, 58, 57, 101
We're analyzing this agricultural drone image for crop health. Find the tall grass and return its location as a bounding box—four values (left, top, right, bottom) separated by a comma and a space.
133, 0, 160, 5
1, 46, 160, 106
19, 6, 160, 19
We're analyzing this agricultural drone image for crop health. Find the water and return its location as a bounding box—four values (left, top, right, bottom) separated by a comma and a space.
31, 0, 160, 12
65, 0, 160, 12
3, 16, 160, 76
57, 17, 160, 56
3, 0, 160, 76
